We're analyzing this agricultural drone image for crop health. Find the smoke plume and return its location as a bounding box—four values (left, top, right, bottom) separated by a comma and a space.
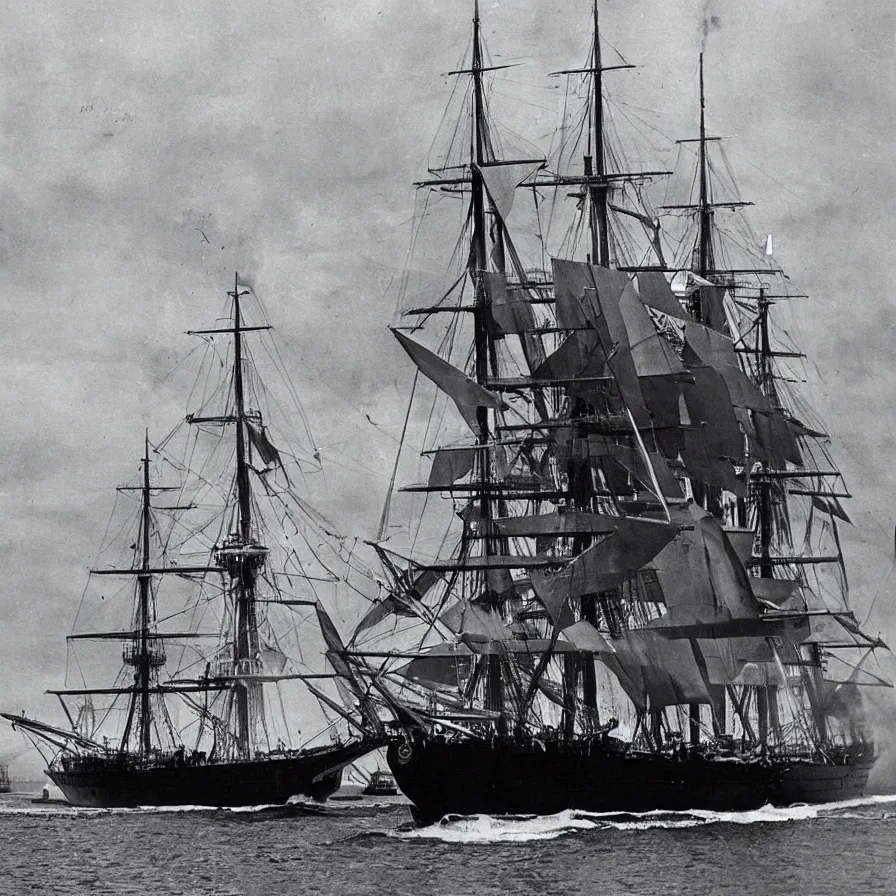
699, 0, 722, 52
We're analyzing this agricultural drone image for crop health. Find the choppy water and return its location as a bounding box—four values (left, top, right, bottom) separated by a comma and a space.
2, 787, 896, 895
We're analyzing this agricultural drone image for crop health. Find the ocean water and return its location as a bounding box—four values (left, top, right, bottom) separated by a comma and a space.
2, 788, 896, 896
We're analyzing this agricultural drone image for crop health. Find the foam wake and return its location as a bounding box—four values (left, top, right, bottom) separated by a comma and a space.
396, 794, 896, 843
0, 795, 408, 817
0, 801, 319, 817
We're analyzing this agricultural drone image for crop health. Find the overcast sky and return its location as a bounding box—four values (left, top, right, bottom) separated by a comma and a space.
1, 0, 894, 771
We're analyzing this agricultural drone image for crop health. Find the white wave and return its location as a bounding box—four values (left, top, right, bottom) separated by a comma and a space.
0, 802, 280, 816
398, 810, 602, 843
395, 794, 896, 842
688, 793, 896, 827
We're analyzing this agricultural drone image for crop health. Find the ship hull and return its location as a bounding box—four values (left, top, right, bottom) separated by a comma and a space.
49, 741, 379, 809
387, 738, 874, 825
773, 749, 876, 805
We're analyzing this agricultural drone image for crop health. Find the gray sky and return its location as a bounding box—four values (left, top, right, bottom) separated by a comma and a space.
1, 0, 895, 771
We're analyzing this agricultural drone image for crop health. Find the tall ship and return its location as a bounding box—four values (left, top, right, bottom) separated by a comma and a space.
0, 764, 9, 794
4, 277, 384, 808
348, 3, 891, 824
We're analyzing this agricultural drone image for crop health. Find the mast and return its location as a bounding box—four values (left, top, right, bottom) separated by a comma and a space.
232, 273, 253, 543
469, 0, 503, 716
120, 433, 158, 755
588, 1, 610, 266
470, 0, 490, 467
756, 290, 774, 581
753, 290, 831, 747
576, 1, 609, 730
185, 274, 271, 757
229, 272, 262, 758
688, 54, 712, 743
539, 3, 646, 266
138, 432, 153, 755
697, 54, 712, 280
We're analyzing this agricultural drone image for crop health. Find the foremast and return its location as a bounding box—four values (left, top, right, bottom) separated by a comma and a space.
468, 0, 504, 716
469, 0, 491, 558
28, 439, 221, 760
379, 1, 555, 727
120, 433, 162, 756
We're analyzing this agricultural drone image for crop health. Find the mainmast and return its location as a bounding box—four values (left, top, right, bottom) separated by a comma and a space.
187, 274, 272, 758
539, 3, 644, 266
470, 0, 491, 493
228, 273, 264, 758
232, 275, 253, 543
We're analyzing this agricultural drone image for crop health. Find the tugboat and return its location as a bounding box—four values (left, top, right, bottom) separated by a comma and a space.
363, 769, 398, 797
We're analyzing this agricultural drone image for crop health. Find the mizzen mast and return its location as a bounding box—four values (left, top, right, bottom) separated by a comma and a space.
697, 53, 713, 281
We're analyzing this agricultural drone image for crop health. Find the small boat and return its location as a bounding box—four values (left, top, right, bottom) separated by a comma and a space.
363, 770, 398, 796
30, 781, 69, 805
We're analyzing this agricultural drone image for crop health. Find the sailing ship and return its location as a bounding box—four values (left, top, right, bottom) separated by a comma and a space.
0, 764, 9, 794
4, 276, 385, 808
348, 3, 892, 824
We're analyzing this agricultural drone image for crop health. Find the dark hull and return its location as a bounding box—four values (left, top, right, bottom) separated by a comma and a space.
773, 751, 877, 805
49, 740, 379, 809
387, 738, 874, 825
